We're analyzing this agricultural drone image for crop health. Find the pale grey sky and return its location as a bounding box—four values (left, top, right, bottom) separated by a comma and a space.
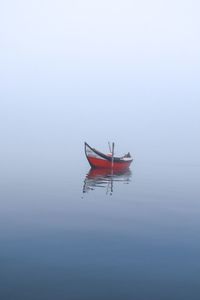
1, 0, 200, 164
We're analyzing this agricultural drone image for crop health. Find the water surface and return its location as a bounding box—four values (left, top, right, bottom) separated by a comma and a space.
1, 152, 200, 300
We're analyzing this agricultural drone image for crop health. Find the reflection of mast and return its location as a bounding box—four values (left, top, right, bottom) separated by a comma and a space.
83, 168, 132, 196
106, 174, 113, 195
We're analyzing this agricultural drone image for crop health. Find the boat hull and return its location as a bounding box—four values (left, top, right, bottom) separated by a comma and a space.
87, 155, 132, 170
85, 142, 133, 170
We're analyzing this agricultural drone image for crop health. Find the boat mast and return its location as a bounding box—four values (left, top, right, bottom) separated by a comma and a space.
108, 142, 112, 153
111, 142, 115, 169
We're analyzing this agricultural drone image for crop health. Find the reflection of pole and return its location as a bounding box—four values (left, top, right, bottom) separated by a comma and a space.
82, 168, 132, 196
106, 180, 110, 195
110, 142, 114, 195
110, 175, 113, 195
106, 173, 113, 196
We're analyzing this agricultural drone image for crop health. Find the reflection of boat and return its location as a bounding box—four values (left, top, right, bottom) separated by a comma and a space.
83, 168, 132, 195
85, 142, 133, 170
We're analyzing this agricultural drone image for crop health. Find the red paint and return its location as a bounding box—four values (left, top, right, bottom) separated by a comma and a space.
87, 156, 132, 170
87, 168, 130, 178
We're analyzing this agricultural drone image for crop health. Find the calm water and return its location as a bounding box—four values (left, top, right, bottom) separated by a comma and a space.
0, 152, 200, 300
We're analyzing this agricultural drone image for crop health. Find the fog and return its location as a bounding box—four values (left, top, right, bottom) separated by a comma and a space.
1, 0, 200, 167
1, 3, 200, 299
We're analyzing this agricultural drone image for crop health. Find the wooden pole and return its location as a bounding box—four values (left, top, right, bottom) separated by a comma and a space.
111, 142, 114, 169
108, 142, 111, 153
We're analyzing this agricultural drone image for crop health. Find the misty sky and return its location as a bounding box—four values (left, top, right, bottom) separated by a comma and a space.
1, 0, 200, 164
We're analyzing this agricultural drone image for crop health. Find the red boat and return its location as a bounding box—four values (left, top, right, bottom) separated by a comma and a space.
84, 142, 133, 170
